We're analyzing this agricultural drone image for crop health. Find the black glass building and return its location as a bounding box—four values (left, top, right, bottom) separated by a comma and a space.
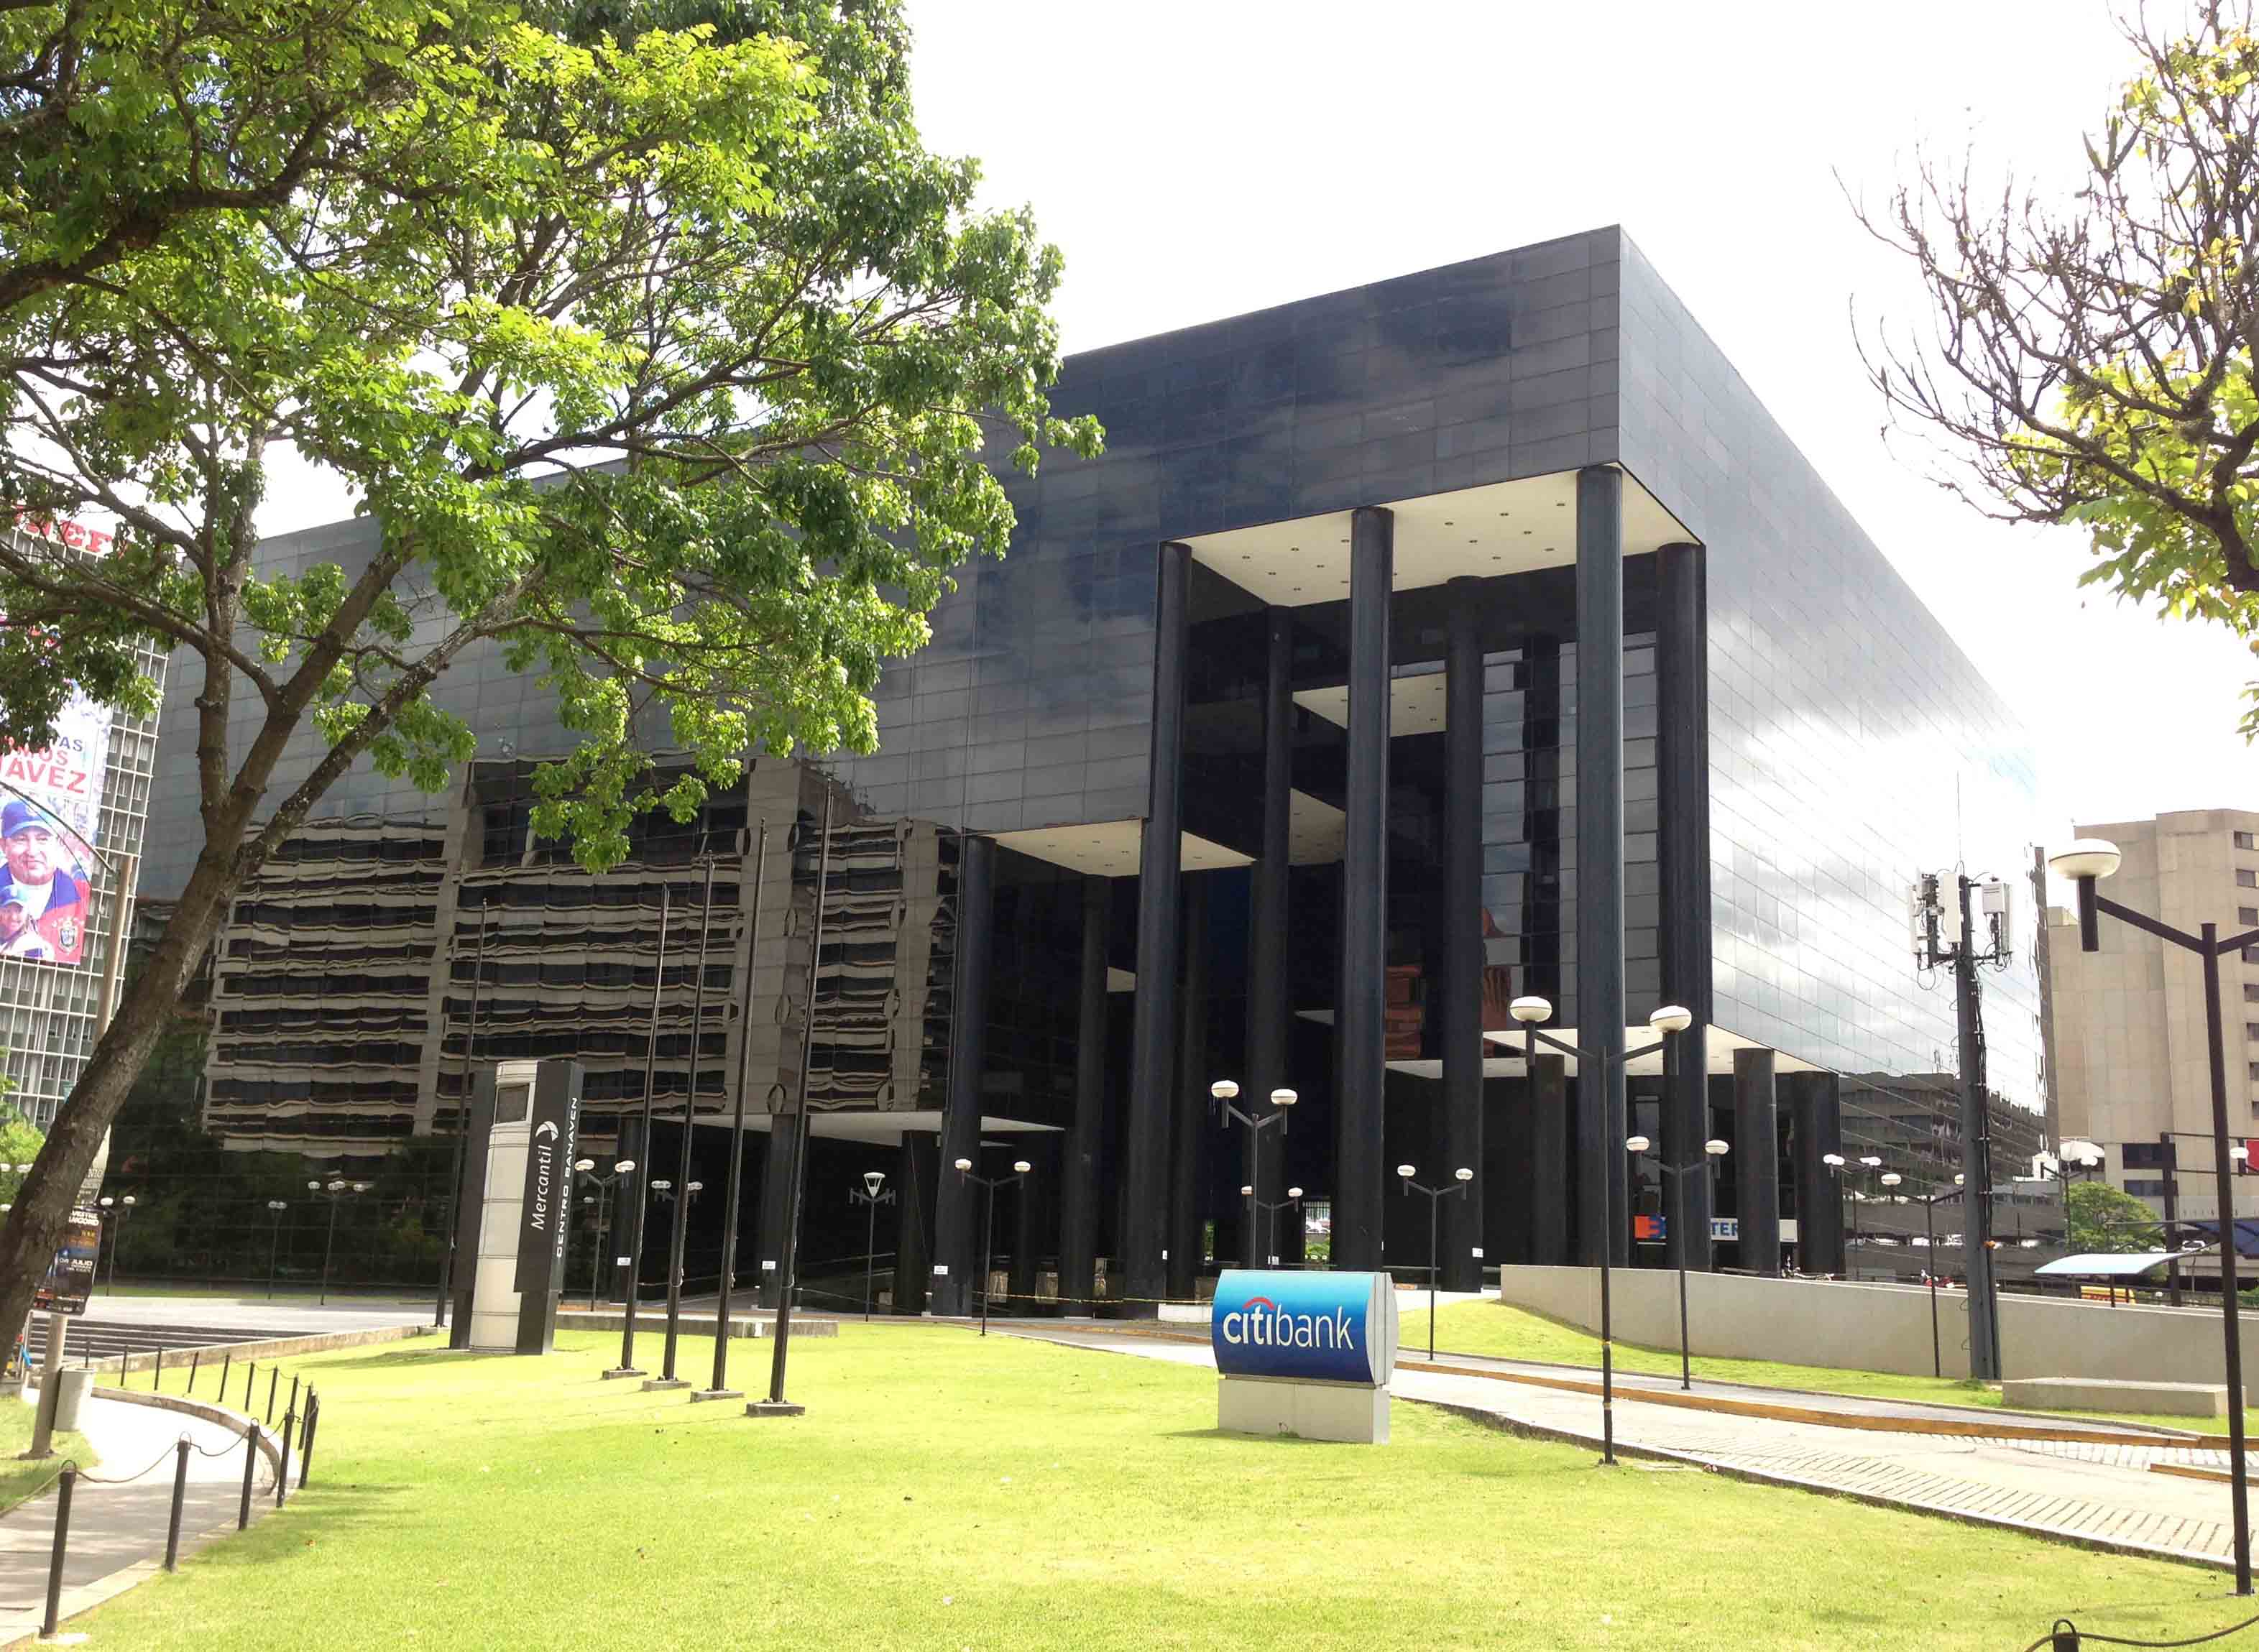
145, 228, 2048, 1311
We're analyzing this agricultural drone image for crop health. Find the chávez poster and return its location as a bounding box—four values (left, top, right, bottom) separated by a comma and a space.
0, 691, 109, 966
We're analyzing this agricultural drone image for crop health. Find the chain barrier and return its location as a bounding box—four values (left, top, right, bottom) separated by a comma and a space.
2023, 1613, 2259, 1650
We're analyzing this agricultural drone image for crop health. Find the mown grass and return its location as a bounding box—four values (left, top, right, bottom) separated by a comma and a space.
1409, 1296, 2235, 1435
55, 1324, 2255, 1651
0, 1388, 93, 1512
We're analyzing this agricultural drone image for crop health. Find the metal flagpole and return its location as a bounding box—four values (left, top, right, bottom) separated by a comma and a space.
607, 882, 672, 1378
435, 909, 490, 1329
753, 791, 833, 1418
702, 823, 770, 1399
653, 860, 718, 1387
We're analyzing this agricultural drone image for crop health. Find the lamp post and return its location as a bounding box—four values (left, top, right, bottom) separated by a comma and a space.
1626, 1135, 1729, 1389
1241, 1183, 1303, 1268
1904, 1175, 1962, 1378
2052, 836, 2252, 1595
1213, 1080, 1296, 1269
307, 1179, 371, 1306
95, 1193, 137, 1291
850, 1171, 889, 1321
1396, 1166, 1473, 1360
574, 1158, 635, 1311
264, 1200, 288, 1300
1501, 996, 1694, 1465
953, 1157, 1030, 1337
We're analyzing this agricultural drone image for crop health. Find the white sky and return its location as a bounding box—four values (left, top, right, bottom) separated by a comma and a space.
261, 0, 2259, 838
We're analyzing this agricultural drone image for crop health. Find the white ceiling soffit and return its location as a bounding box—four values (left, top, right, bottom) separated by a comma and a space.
1182, 469, 1692, 609
1288, 789, 1346, 865
1481, 1023, 1823, 1079
992, 818, 1251, 878
1293, 675, 1446, 738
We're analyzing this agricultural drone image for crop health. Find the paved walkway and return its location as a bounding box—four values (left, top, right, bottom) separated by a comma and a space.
0, 1388, 275, 1645
1006, 1325, 2244, 1573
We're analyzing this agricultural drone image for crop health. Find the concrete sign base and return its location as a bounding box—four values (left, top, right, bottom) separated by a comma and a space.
1218, 1374, 1389, 1444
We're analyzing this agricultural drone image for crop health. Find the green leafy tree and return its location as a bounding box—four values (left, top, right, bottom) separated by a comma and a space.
0, 0, 1097, 1343
2066, 1178, 2163, 1252
1861, 1, 2259, 732
0, 1106, 41, 1207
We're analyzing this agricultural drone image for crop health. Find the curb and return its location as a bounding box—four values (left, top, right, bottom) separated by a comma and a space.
87, 1386, 285, 1480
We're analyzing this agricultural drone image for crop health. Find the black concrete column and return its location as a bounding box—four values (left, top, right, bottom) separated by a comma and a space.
1010, 1139, 1050, 1300
1656, 540, 1713, 1272
1058, 875, 1108, 1304
932, 833, 995, 1314
1574, 466, 1627, 1267
612, 1115, 644, 1303
1441, 578, 1486, 1289
753, 1126, 791, 1308
1244, 606, 1294, 1268
1529, 1054, 1570, 1265
1335, 504, 1393, 1272
1733, 1046, 1781, 1277
1123, 541, 1190, 1306
1167, 874, 1210, 1298
893, 1129, 937, 1314
1790, 1072, 1846, 1275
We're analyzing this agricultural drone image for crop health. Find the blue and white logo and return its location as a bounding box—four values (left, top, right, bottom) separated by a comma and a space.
1211, 1270, 1398, 1387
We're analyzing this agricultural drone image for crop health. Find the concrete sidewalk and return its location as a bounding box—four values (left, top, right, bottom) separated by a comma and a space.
0, 1388, 276, 1646
1007, 1324, 2243, 1574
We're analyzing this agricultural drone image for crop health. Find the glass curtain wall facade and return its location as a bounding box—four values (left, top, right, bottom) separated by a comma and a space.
147, 227, 2048, 1309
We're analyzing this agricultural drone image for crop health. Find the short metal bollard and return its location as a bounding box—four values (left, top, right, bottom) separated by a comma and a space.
164, 1436, 190, 1571
153, 1347, 164, 1390
275, 1407, 293, 1508
237, 1424, 260, 1531
218, 1349, 231, 1402
242, 1360, 254, 1412
286, 1373, 300, 1425
41, 1463, 75, 1640
264, 1366, 277, 1426
187, 1348, 201, 1396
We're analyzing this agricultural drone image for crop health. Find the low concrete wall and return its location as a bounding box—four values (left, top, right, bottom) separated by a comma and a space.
1496, 1264, 2259, 1391
558, 1311, 838, 1339
86, 1321, 432, 1382
92, 1385, 286, 1478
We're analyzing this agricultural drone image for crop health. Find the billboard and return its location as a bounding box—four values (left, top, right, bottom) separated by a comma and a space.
1210, 1270, 1399, 1387
0, 691, 110, 967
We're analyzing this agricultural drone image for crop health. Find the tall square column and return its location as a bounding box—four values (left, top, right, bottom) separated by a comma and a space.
1334, 505, 1393, 1272
1656, 540, 1713, 1270
1574, 466, 1628, 1267
1733, 1046, 1781, 1277
892, 1128, 937, 1315
1440, 577, 1485, 1289
1123, 541, 1191, 1307
1167, 873, 1210, 1298
1529, 1054, 1570, 1265
931, 831, 995, 1315
1788, 1072, 1846, 1275
1243, 606, 1294, 1268
1058, 875, 1109, 1303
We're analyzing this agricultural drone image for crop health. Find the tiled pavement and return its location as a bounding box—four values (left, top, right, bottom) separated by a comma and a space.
1006, 1326, 2242, 1572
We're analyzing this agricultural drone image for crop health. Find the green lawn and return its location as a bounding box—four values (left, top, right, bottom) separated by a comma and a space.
0, 1389, 93, 1512
1407, 1298, 2234, 1435
48, 1324, 2253, 1651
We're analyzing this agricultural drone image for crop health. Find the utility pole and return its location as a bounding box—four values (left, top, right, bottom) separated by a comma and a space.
1913, 870, 2011, 1381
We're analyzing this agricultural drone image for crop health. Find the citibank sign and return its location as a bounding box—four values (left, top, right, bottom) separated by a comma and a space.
1210, 1269, 1397, 1388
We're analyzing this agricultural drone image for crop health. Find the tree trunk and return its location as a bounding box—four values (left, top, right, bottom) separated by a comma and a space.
0, 846, 243, 1343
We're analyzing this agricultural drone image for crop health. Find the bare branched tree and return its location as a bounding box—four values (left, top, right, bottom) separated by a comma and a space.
1859, 0, 2259, 726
